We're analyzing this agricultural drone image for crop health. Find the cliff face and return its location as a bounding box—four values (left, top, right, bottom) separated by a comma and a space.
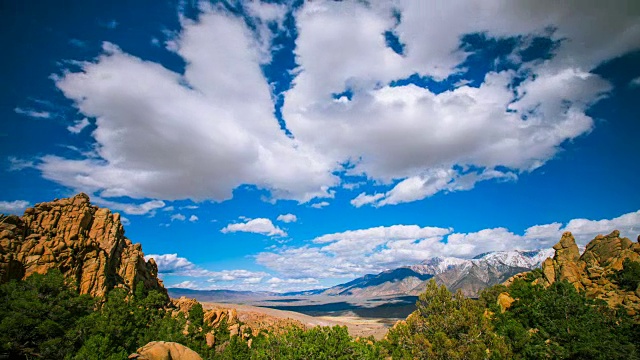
506, 230, 640, 315
0, 193, 165, 297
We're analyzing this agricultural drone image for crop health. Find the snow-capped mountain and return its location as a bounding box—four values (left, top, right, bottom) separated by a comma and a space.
410, 248, 555, 276
323, 248, 555, 298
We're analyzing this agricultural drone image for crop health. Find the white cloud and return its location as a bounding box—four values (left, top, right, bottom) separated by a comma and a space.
357, 168, 517, 207
630, 76, 640, 88
28, 1, 639, 206
94, 197, 165, 216
189, 215, 198, 222
146, 254, 195, 275
162, 206, 175, 212
243, 277, 264, 284
14, 107, 51, 119
207, 269, 269, 282
267, 277, 319, 285
182, 205, 199, 210
350, 192, 384, 208
257, 209, 640, 279
67, 118, 90, 134
276, 213, 297, 223
310, 201, 329, 209
221, 218, 287, 237
146, 253, 269, 280
39, 9, 336, 204
0, 200, 30, 215
120, 216, 130, 225
170, 280, 198, 289
281, 0, 628, 203
171, 213, 186, 221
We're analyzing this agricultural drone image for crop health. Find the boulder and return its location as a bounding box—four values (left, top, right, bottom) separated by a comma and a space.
129, 341, 202, 360
497, 292, 515, 313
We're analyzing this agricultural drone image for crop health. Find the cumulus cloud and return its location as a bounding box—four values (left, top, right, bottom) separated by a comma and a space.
26, 0, 640, 206
189, 215, 198, 222
171, 213, 186, 221
257, 209, 640, 279
170, 280, 198, 289
38, 9, 336, 204
145, 253, 268, 280
94, 197, 165, 216
67, 118, 90, 134
146, 253, 195, 275
0, 200, 30, 215
276, 213, 297, 223
206, 269, 269, 282
357, 168, 517, 207
350, 192, 384, 208
282, 0, 630, 203
221, 218, 287, 237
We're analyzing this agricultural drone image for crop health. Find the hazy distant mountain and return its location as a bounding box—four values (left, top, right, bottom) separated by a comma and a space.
323, 248, 555, 298
322, 267, 433, 297
168, 288, 279, 303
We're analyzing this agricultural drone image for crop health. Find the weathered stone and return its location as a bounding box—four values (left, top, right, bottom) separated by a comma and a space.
229, 323, 240, 337
553, 232, 581, 262
505, 230, 640, 318
497, 292, 515, 313
0, 193, 165, 297
172, 296, 200, 317
205, 332, 215, 348
129, 341, 202, 360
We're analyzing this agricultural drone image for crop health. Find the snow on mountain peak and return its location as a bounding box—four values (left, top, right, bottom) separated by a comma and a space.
411, 248, 555, 275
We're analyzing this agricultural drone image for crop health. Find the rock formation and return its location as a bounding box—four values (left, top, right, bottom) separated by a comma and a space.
0, 193, 165, 297
505, 230, 640, 316
171, 296, 304, 341
129, 341, 202, 360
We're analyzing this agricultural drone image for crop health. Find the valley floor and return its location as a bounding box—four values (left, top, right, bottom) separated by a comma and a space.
200, 301, 391, 340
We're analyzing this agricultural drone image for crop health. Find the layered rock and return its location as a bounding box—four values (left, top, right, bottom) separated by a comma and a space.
506, 231, 640, 316
0, 193, 165, 297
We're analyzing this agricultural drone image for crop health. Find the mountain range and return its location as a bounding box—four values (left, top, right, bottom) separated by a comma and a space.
167, 248, 556, 300
319, 248, 555, 298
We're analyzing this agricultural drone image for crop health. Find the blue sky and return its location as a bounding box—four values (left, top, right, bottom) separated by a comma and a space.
1, 0, 639, 292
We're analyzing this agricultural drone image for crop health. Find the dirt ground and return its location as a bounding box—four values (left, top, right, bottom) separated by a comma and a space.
201, 301, 391, 340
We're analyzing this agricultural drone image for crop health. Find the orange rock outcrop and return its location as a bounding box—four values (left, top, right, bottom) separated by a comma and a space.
505, 230, 640, 316
0, 193, 165, 297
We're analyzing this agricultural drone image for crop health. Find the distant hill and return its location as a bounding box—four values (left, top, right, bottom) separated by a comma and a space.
168, 288, 279, 302
322, 267, 433, 297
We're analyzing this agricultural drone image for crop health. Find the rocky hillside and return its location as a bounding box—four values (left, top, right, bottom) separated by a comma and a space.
0, 193, 165, 297
505, 230, 640, 315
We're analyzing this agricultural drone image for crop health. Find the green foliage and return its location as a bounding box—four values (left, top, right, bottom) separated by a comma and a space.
0, 270, 94, 359
248, 325, 381, 360
612, 258, 640, 291
4, 268, 639, 360
490, 279, 638, 360
383, 280, 511, 359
